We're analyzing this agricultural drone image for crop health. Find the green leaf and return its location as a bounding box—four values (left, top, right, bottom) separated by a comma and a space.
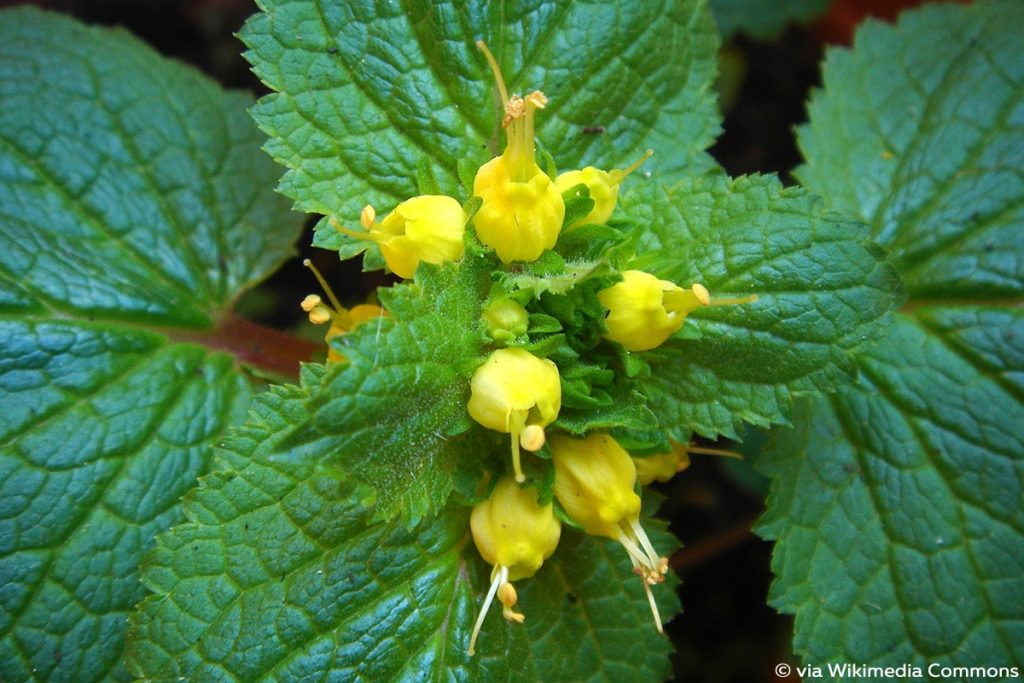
761, 1, 1024, 674
274, 259, 490, 523
556, 390, 661, 437
796, 4, 1023, 303
239, 0, 721, 242
0, 8, 302, 680
126, 385, 681, 681
619, 173, 901, 440
710, 0, 832, 39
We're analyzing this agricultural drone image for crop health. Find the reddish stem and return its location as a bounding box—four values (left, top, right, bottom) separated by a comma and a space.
172, 314, 320, 380
670, 513, 761, 571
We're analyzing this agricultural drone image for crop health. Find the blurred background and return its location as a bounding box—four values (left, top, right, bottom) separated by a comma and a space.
0, 1, 945, 680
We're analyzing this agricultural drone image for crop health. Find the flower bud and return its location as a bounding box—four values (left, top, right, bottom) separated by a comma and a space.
335, 195, 465, 278
468, 477, 561, 655
468, 348, 561, 483
633, 445, 690, 485
634, 442, 742, 485
550, 433, 669, 632
482, 299, 529, 342
598, 270, 710, 351
472, 42, 564, 263
555, 149, 652, 228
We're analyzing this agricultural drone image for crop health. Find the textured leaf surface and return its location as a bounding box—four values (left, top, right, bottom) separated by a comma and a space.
760, 2, 1024, 675
240, 0, 720, 230
710, 0, 832, 39
267, 260, 490, 523
619, 173, 901, 440
126, 381, 681, 682
0, 9, 302, 680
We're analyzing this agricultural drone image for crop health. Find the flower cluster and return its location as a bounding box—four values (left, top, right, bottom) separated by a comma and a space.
306, 40, 756, 655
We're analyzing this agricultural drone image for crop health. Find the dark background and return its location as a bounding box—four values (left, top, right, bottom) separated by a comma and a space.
0, 1, 934, 680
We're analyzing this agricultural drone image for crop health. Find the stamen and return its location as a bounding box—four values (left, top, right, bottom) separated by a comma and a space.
476, 41, 510, 105
468, 565, 506, 656
302, 258, 345, 313
519, 94, 542, 167
503, 95, 525, 127
520, 424, 546, 452
616, 527, 656, 574
498, 582, 525, 623
329, 215, 386, 245
710, 293, 759, 306
628, 517, 666, 580
511, 439, 525, 483
686, 444, 742, 459
640, 576, 664, 633
525, 91, 548, 110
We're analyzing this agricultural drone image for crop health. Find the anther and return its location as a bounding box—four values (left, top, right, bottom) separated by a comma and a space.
691, 283, 711, 306
498, 582, 525, 623
300, 294, 322, 312
360, 204, 376, 229
520, 424, 546, 452
302, 259, 346, 314
308, 306, 332, 325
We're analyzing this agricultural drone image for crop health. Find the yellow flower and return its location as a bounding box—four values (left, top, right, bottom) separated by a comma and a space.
471, 42, 564, 263
598, 270, 710, 351
301, 260, 386, 362
633, 446, 691, 485
550, 432, 668, 632
468, 477, 561, 655
334, 195, 465, 278
467, 348, 561, 483
555, 149, 652, 228
633, 441, 742, 485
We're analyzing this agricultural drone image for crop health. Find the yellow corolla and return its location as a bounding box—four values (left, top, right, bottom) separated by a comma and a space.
550, 432, 669, 632
598, 270, 710, 351
467, 348, 561, 483
555, 149, 652, 228
471, 42, 564, 263
335, 195, 465, 278
468, 477, 561, 655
